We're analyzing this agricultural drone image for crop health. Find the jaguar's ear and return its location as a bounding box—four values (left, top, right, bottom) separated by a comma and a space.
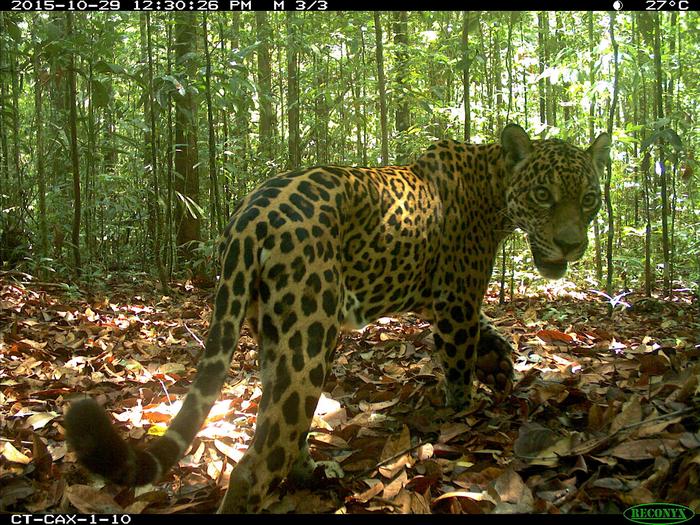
501, 124, 533, 164
588, 132, 611, 172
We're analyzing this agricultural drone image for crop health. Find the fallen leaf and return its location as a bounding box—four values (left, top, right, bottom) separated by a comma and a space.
610, 394, 643, 434
64, 485, 124, 513
536, 330, 574, 344
489, 468, 534, 513
27, 412, 58, 430
607, 439, 682, 460
3, 442, 31, 464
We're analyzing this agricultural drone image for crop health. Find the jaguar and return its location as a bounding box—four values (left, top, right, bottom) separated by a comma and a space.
65, 124, 610, 513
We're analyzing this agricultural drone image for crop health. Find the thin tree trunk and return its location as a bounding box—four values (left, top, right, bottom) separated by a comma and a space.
537, 12, 547, 128
230, 12, 250, 204
546, 13, 556, 127
218, 18, 231, 219
589, 13, 603, 285
374, 12, 389, 165
605, 12, 620, 301
66, 13, 82, 273
0, 12, 9, 209
202, 13, 222, 237
653, 14, 671, 297
350, 34, 363, 164
493, 16, 503, 134
9, 15, 22, 214
499, 15, 516, 304
143, 12, 168, 293
86, 61, 96, 264
33, 17, 48, 260
165, 17, 175, 277
505, 13, 515, 121
462, 12, 471, 142
286, 12, 300, 169
393, 11, 409, 163
360, 29, 368, 165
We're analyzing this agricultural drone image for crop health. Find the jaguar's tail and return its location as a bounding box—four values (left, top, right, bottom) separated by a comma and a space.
65, 233, 254, 486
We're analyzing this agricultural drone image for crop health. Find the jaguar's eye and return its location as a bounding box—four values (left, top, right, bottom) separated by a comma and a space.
532, 186, 552, 205
582, 192, 599, 209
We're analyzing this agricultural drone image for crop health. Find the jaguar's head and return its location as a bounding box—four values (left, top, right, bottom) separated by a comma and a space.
501, 124, 611, 280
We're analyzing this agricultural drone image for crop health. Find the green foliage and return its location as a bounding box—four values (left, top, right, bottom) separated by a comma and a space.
0, 11, 697, 296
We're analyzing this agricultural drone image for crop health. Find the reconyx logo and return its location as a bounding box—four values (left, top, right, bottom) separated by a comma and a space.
624, 503, 695, 525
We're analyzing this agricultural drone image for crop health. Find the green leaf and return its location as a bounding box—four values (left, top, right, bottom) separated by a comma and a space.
91, 79, 110, 108
95, 60, 128, 76
661, 129, 683, 151
175, 191, 205, 220
5, 19, 22, 42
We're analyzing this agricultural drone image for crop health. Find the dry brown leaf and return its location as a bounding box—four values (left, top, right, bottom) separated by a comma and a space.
64, 485, 124, 514
536, 329, 574, 344
3, 442, 31, 464
382, 470, 408, 499
610, 394, 643, 434
214, 439, 245, 462
489, 468, 534, 513
433, 490, 495, 504
379, 424, 412, 478
513, 423, 559, 457
26, 412, 58, 430
438, 422, 470, 443
607, 438, 682, 460
351, 479, 384, 503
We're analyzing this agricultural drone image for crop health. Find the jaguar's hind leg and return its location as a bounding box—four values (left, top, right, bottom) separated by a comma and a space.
218, 272, 341, 512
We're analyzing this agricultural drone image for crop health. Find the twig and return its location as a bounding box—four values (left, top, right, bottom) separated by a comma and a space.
0, 270, 35, 280
184, 322, 205, 348
349, 439, 431, 481
517, 406, 697, 461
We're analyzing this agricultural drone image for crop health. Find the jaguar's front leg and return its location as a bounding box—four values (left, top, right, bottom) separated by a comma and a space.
475, 313, 514, 396
432, 294, 481, 408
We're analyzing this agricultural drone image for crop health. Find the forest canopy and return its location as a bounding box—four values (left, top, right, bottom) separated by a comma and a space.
0, 11, 698, 299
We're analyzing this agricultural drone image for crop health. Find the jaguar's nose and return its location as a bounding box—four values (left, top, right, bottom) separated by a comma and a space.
553, 237, 584, 257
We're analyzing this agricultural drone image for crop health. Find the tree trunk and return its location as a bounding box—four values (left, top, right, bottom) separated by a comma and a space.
537, 12, 547, 128
374, 12, 389, 165
286, 12, 301, 169
605, 13, 620, 301
492, 16, 503, 134
202, 13, 222, 237
462, 12, 472, 142
350, 30, 364, 164
255, 12, 274, 171
230, 12, 250, 205
653, 14, 671, 297
165, 18, 175, 277
66, 12, 82, 274
142, 13, 168, 293
505, 13, 515, 121
33, 16, 48, 260
9, 14, 23, 214
360, 29, 368, 165
218, 18, 231, 218
0, 12, 9, 209
393, 11, 409, 163
589, 13, 603, 285
173, 13, 201, 264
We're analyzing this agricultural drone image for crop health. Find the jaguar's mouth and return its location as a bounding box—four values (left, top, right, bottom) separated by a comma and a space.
532, 251, 568, 279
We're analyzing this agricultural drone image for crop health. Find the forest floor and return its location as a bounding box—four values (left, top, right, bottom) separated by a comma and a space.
1, 272, 699, 514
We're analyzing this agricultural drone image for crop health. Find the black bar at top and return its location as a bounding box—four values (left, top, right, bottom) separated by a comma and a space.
4, 0, 696, 11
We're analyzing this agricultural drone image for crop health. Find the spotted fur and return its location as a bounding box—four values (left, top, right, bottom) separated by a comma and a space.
65, 124, 610, 512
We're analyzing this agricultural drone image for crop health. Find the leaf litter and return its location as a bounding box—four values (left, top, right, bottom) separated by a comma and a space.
0, 274, 698, 514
